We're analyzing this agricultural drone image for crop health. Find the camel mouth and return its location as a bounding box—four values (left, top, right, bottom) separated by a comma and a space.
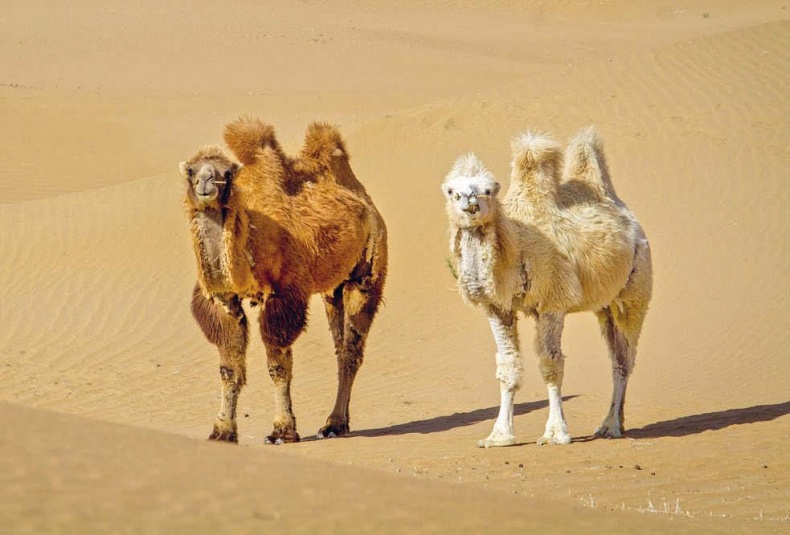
196, 190, 219, 203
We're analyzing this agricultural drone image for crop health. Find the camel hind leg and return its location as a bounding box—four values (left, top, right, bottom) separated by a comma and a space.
190, 285, 248, 443
318, 255, 385, 439
595, 239, 651, 438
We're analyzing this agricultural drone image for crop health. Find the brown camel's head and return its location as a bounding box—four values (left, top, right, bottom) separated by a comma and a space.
180, 146, 240, 209
442, 153, 501, 228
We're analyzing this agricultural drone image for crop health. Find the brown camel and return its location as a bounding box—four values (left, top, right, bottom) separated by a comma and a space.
179, 117, 387, 444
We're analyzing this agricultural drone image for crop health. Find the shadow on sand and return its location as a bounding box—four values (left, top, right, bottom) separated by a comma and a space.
625, 401, 790, 439
350, 396, 578, 438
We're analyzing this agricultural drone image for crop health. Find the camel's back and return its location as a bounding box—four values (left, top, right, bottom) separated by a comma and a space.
557, 200, 645, 312
263, 180, 378, 293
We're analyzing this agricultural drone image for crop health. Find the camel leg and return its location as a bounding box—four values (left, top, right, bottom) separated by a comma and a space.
595, 300, 648, 438
190, 286, 248, 443
535, 311, 571, 445
596, 239, 651, 438
323, 284, 345, 363
478, 306, 523, 448
259, 291, 308, 444
318, 268, 384, 438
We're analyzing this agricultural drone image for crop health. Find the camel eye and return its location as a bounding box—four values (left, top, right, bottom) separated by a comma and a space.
223, 170, 232, 181
186, 168, 194, 179
484, 189, 491, 195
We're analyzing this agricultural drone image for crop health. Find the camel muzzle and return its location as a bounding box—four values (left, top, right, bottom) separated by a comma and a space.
461, 194, 480, 215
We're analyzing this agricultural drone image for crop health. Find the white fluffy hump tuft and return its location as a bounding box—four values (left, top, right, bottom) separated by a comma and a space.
510, 131, 561, 167
566, 125, 603, 156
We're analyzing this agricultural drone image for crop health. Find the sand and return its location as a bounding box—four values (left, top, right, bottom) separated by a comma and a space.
0, 1, 787, 533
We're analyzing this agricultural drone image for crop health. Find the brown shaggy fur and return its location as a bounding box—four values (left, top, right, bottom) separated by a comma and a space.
180, 116, 387, 444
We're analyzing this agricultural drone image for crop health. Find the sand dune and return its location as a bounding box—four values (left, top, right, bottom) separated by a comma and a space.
0, 1, 788, 533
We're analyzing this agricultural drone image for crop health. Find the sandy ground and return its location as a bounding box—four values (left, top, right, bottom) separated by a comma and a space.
1, 1, 788, 533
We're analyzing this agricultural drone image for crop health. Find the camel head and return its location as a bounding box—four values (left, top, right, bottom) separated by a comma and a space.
179, 146, 240, 209
442, 153, 501, 228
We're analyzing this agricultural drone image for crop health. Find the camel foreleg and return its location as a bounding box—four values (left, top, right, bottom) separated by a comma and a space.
535, 311, 571, 445
478, 306, 523, 448
260, 291, 307, 444
190, 286, 248, 443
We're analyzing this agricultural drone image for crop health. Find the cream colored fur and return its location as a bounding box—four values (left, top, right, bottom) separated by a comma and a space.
443, 127, 652, 447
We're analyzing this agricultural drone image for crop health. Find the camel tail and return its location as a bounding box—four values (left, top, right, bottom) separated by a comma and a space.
301, 122, 349, 168
563, 126, 618, 200
223, 116, 281, 166
509, 131, 562, 195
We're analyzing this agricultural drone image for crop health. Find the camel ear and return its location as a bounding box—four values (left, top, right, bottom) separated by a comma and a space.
178, 161, 188, 178
491, 182, 501, 197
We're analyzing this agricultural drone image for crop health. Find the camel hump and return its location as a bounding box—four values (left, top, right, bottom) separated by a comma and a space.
223, 116, 282, 166
563, 126, 618, 200
510, 131, 562, 207
510, 131, 562, 174
301, 122, 349, 168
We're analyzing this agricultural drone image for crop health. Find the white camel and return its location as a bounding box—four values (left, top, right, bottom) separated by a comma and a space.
442, 127, 652, 447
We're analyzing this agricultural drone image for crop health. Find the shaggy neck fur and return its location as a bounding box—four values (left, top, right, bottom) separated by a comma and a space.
191, 208, 228, 288
453, 212, 524, 311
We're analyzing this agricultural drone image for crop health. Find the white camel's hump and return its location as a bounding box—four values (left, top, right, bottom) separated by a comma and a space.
563, 125, 620, 201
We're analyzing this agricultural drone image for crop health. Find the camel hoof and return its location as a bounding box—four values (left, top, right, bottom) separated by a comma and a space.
208, 429, 238, 443
264, 429, 300, 445
317, 422, 349, 439
477, 436, 516, 448
594, 426, 623, 439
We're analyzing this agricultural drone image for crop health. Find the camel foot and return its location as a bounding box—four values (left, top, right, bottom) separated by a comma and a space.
537, 432, 572, 446
317, 421, 350, 439
477, 435, 516, 448
264, 427, 300, 445
208, 428, 238, 443
594, 424, 623, 439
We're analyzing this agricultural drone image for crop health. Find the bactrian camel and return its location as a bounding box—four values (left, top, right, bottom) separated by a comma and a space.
180, 116, 387, 444
442, 127, 652, 447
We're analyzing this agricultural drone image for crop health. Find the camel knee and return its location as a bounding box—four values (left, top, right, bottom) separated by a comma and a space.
495, 351, 524, 390
219, 363, 246, 387
267, 363, 291, 383
538, 355, 565, 385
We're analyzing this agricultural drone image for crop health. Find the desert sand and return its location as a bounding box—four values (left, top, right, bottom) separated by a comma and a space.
0, 1, 787, 533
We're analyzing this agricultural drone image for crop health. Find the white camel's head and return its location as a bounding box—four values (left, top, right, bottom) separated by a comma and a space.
442, 153, 501, 228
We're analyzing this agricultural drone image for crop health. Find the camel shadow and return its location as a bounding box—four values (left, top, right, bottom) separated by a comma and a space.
625, 401, 790, 439
351, 395, 578, 438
